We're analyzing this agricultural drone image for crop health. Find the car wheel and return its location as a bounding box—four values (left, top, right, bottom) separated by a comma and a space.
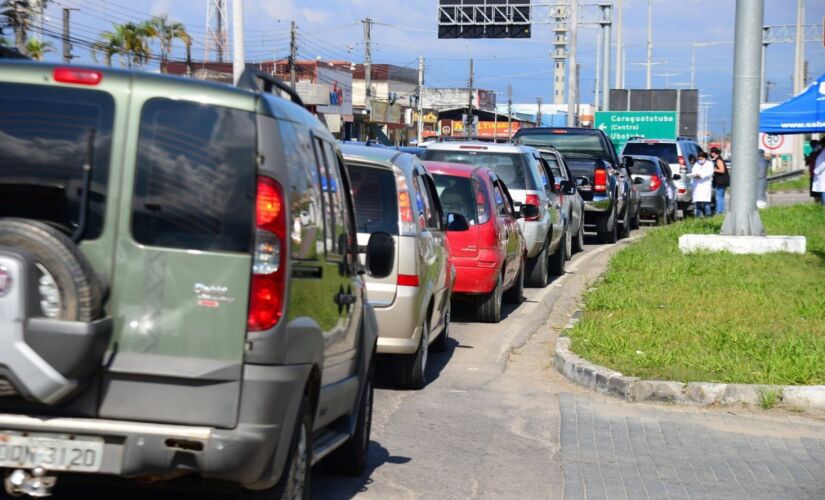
324, 358, 374, 476
572, 221, 585, 253
503, 260, 524, 304
397, 320, 428, 389
631, 206, 641, 230
618, 204, 631, 239
657, 209, 667, 226
478, 273, 503, 323
549, 232, 566, 276
597, 205, 618, 244
242, 395, 312, 500
564, 224, 573, 261
430, 301, 450, 353
525, 243, 549, 288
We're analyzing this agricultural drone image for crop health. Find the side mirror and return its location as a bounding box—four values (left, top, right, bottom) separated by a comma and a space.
560, 180, 577, 195
445, 212, 470, 231
365, 232, 395, 278
576, 176, 590, 187
623, 156, 634, 168
633, 176, 645, 185
519, 203, 540, 219
672, 174, 682, 181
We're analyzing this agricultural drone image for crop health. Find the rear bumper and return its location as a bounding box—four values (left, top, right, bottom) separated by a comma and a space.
639, 193, 666, 216
451, 264, 499, 295
0, 363, 311, 489
374, 285, 423, 355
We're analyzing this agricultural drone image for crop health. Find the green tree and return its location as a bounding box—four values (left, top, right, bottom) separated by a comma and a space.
24, 36, 51, 60
1, 0, 47, 52
148, 14, 190, 73
93, 22, 154, 69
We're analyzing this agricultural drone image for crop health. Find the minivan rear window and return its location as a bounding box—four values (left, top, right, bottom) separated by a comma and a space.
422, 151, 532, 190
348, 164, 398, 235
629, 160, 660, 176
0, 83, 114, 239
132, 99, 256, 252
621, 143, 678, 164
432, 175, 477, 224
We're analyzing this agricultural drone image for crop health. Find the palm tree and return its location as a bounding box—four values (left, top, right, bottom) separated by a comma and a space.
24, 36, 51, 60
93, 22, 154, 69
1, 0, 47, 52
148, 15, 190, 73
91, 29, 123, 67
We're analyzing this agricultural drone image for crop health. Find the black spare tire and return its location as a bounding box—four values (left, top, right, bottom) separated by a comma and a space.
0, 218, 103, 322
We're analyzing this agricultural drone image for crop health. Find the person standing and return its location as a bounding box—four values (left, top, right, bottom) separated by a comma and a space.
756, 149, 769, 209
691, 152, 714, 217
710, 147, 730, 214
808, 140, 822, 204
814, 146, 825, 205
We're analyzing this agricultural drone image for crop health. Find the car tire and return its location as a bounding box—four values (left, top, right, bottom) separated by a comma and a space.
324, 358, 374, 476
430, 301, 450, 353
503, 261, 524, 304
618, 204, 631, 239
0, 218, 103, 322
572, 221, 585, 253
597, 206, 618, 244
242, 395, 312, 500
657, 208, 667, 226
631, 206, 641, 230
525, 243, 549, 288
397, 320, 428, 389
564, 224, 573, 261
478, 273, 503, 323
549, 231, 566, 276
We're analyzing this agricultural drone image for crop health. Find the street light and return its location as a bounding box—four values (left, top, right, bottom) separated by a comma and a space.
654, 72, 681, 88
690, 41, 719, 89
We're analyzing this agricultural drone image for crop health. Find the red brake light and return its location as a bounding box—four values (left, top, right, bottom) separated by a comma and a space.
649, 175, 662, 191
551, 129, 568, 134
53, 67, 102, 86
678, 156, 686, 166
398, 274, 420, 287
524, 193, 541, 221
472, 177, 490, 224
459, 145, 488, 150
594, 169, 608, 193
248, 176, 286, 332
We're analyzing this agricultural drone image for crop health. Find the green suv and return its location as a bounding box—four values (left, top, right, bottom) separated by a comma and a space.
0, 61, 385, 498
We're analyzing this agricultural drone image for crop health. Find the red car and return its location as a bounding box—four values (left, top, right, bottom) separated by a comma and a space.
425, 161, 528, 323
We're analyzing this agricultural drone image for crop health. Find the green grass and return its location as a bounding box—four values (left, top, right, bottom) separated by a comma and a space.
568, 204, 825, 385
769, 172, 809, 193
758, 388, 780, 410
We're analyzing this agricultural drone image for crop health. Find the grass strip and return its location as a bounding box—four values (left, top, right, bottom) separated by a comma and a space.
769, 172, 809, 193
568, 204, 825, 385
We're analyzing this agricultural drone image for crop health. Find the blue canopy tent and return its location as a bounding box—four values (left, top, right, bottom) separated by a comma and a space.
759, 73, 825, 134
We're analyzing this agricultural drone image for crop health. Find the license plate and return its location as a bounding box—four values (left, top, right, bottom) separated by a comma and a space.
578, 185, 592, 192
0, 432, 104, 472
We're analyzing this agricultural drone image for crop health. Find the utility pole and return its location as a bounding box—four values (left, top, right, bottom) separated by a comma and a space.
466, 57, 474, 138
417, 56, 425, 145
594, 30, 601, 110
600, 3, 611, 111
614, 0, 623, 89
536, 96, 543, 127
232, 0, 244, 85
721, 0, 765, 237
363, 17, 373, 122
645, 0, 653, 89
575, 63, 580, 126
566, 0, 577, 127
507, 84, 513, 139
760, 27, 769, 103
289, 21, 297, 89
62, 8, 76, 63
792, 0, 804, 171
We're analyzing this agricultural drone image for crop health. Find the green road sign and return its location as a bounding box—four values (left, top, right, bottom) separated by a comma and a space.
594, 111, 678, 153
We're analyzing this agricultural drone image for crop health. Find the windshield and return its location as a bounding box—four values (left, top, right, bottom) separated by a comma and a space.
0, 83, 114, 239
348, 164, 399, 234
423, 150, 531, 190
433, 174, 477, 224
517, 131, 609, 160
621, 143, 679, 164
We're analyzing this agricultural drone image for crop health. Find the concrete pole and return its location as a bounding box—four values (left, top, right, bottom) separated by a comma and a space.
467, 58, 474, 138
721, 0, 765, 237
690, 43, 696, 89
792, 0, 804, 171
62, 8, 73, 63
507, 84, 513, 138
566, 0, 577, 126
645, 0, 653, 90
232, 0, 245, 85
363, 18, 373, 119
289, 21, 297, 89
594, 31, 601, 110
614, 0, 622, 89
601, 4, 611, 111
417, 56, 424, 145
536, 96, 543, 127
760, 34, 769, 103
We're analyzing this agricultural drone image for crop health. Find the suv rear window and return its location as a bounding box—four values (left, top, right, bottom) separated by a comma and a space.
348, 164, 398, 234
0, 83, 114, 239
433, 175, 477, 224
517, 131, 609, 160
423, 150, 533, 190
622, 143, 678, 164
132, 98, 256, 252
629, 159, 659, 176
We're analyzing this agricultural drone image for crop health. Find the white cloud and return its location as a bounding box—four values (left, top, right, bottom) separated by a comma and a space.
257, 0, 298, 21
149, 0, 171, 17
302, 8, 331, 23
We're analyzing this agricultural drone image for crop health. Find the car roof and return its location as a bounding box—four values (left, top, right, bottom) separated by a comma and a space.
423, 161, 487, 178
425, 140, 533, 154
341, 144, 418, 174
623, 154, 664, 165
516, 127, 601, 135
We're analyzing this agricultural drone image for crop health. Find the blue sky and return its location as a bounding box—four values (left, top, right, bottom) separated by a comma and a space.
31, 0, 825, 136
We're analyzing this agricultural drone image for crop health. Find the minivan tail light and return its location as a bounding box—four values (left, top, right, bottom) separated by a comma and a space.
53, 67, 102, 85
678, 156, 686, 167
594, 168, 608, 193
472, 177, 490, 224
524, 193, 541, 221
649, 175, 661, 191
248, 176, 286, 332
395, 169, 416, 235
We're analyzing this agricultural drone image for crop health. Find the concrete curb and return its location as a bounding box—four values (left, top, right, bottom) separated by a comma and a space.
554, 313, 825, 410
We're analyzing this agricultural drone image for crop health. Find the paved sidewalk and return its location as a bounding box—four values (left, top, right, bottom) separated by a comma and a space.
560, 393, 825, 500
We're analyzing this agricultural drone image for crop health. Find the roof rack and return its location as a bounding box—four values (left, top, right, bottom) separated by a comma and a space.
236, 68, 304, 107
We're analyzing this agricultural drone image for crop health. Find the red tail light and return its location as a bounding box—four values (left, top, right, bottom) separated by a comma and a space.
554, 182, 561, 192
649, 175, 661, 191
594, 169, 608, 193
397, 274, 420, 287
678, 156, 686, 167
472, 177, 490, 224
524, 193, 541, 221
248, 176, 286, 331
53, 67, 102, 85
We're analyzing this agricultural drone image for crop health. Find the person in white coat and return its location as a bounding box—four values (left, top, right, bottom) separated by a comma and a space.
813, 147, 825, 204
690, 151, 714, 217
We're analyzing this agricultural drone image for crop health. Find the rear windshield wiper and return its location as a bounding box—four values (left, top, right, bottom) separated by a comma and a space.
71, 128, 95, 243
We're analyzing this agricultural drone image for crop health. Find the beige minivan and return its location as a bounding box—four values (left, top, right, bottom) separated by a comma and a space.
343, 145, 456, 390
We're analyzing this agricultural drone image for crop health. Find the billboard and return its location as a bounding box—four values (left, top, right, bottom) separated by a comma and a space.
438, 1, 531, 39
594, 111, 678, 153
